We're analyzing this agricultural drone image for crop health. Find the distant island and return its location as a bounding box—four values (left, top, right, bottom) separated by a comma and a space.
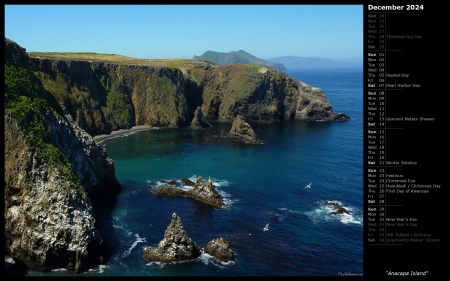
193, 50, 286, 71
268, 56, 362, 69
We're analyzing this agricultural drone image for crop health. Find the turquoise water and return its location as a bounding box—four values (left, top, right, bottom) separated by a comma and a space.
25, 68, 364, 276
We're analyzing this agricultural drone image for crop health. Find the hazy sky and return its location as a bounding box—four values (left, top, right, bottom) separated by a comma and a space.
5, 4, 363, 63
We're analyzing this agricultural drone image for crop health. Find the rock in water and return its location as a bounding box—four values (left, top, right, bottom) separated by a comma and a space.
228, 115, 262, 144
203, 237, 235, 263
322, 200, 350, 215
190, 106, 211, 130
142, 213, 200, 263
151, 176, 226, 208
186, 176, 225, 208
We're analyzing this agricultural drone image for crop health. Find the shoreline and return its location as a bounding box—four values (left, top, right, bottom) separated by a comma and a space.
93, 125, 155, 143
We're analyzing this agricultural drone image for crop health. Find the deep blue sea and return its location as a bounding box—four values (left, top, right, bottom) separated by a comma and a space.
26, 68, 364, 277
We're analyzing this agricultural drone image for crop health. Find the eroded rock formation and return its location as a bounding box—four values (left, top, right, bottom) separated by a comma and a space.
228, 115, 262, 144
150, 176, 225, 208
190, 106, 211, 130
142, 213, 235, 264
142, 213, 201, 263
203, 237, 235, 263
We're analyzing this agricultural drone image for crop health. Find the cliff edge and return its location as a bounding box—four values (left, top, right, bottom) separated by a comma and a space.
27, 51, 349, 137
4, 38, 121, 273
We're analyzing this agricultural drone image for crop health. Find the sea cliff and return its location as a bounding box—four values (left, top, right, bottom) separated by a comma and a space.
4, 38, 121, 273
28, 52, 349, 137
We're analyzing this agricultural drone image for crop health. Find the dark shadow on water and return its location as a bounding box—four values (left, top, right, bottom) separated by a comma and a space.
4, 260, 28, 276
91, 189, 121, 267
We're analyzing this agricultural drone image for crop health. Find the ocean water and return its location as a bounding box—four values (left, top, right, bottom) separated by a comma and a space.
24, 68, 364, 277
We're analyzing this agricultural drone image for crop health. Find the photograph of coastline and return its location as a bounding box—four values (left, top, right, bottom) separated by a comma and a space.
4, 4, 363, 276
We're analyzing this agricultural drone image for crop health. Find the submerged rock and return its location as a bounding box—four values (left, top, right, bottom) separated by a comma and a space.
228, 115, 262, 144
322, 200, 350, 215
142, 213, 201, 263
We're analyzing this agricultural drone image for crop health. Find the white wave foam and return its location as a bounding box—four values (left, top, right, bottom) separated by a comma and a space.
305, 200, 363, 225
221, 193, 238, 208
148, 176, 235, 207
87, 264, 108, 274
113, 223, 133, 237
187, 175, 230, 188
51, 268, 67, 272
112, 208, 128, 220
146, 261, 165, 268
339, 213, 362, 225
211, 178, 230, 187
122, 234, 147, 257
199, 250, 235, 267
4, 256, 15, 264
271, 208, 302, 222
188, 175, 198, 182
113, 255, 129, 268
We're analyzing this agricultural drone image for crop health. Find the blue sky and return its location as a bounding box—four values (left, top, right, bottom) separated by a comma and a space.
5, 4, 363, 63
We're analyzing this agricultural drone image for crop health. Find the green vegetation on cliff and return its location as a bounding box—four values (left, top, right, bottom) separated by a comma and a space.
5, 38, 123, 273
29, 51, 215, 69
5, 45, 81, 187
25, 48, 349, 136
220, 64, 263, 98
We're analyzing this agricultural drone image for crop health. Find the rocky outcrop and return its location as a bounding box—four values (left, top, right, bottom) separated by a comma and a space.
190, 106, 211, 130
200, 64, 350, 123
150, 177, 225, 208
151, 184, 185, 197
28, 52, 349, 137
228, 115, 262, 144
142, 213, 201, 263
322, 200, 350, 215
4, 38, 121, 273
186, 177, 225, 207
203, 238, 235, 263
142, 213, 235, 264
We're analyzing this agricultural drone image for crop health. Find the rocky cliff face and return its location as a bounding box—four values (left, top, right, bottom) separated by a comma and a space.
29, 58, 190, 135
4, 38, 121, 273
28, 53, 349, 137
200, 65, 349, 122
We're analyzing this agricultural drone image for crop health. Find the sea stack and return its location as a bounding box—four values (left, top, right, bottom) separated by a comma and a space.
190, 106, 211, 130
142, 213, 201, 263
186, 176, 225, 208
228, 115, 262, 144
